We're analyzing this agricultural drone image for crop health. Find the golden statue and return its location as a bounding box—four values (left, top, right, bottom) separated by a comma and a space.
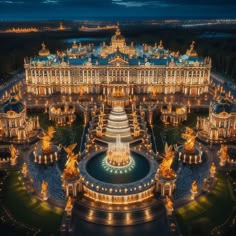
39, 126, 56, 153
219, 144, 229, 161
22, 162, 28, 177
159, 143, 176, 179
191, 180, 198, 193
165, 196, 173, 210
210, 162, 216, 173
9, 144, 17, 160
182, 127, 196, 154
63, 144, 79, 179
41, 180, 48, 194
66, 196, 73, 210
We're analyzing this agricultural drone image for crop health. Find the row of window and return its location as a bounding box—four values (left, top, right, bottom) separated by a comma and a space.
28, 69, 209, 77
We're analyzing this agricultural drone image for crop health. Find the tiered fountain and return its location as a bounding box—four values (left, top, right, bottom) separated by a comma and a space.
105, 106, 131, 139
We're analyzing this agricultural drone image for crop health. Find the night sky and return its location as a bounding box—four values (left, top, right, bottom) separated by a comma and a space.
0, 0, 235, 20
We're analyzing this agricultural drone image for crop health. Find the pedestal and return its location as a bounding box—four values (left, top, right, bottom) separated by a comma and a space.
42, 192, 48, 201
65, 207, 72, 217
166, 207, 174, 216
219, 159, 226, 166
210, 171, 216, 178
10, 158, 17, 166
191, 190, 198, 200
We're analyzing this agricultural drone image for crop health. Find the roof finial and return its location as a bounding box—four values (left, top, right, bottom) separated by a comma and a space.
41, 42, 46, 50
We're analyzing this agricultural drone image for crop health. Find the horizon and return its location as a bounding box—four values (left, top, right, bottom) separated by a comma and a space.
0, 0, 235, 21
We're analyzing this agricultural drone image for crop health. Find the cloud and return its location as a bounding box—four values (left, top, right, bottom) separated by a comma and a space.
112, 0, 236, 8
0, 1, 24, 3
42, 0, 58, 4
112, 0, 175, 8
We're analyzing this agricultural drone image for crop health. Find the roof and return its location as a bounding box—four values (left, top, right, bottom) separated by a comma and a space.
0, 97, 24, 114
211, 97, 233, 114
28, 41, 205, 67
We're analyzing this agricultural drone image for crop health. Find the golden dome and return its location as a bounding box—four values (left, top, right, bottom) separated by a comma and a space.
38, 42, 50, 57
112, 27, 125, 41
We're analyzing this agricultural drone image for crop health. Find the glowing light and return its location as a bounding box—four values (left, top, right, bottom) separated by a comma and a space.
102, 156, 135, 174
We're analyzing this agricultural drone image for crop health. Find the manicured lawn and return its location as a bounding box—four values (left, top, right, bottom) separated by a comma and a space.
175, 173, 235, 236
153, 113, 207, 153
3, 171, 63, 236
35, 112, 84, 152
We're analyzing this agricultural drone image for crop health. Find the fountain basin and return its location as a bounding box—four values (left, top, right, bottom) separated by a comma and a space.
79, 150, 157, 205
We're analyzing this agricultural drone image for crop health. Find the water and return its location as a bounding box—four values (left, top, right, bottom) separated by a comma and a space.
64, 37, 109, 44
86, 152, 150, 184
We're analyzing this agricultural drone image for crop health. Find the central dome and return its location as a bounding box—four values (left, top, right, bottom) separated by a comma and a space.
112, 27, 125, 41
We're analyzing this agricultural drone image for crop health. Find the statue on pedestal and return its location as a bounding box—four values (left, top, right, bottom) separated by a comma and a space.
9, 144, 17, 166
219, 144, 229, 166
65, 196, 73, 216
39, 126, 56, 154
182, 127, 196, 154
191, 180, 198, 199
159, 143, 176, 179
22, 162, 28, 178
210, 162, 216, 178
165, 195, 174, 216
41, 180, 48, 200
63, 144, 79, 179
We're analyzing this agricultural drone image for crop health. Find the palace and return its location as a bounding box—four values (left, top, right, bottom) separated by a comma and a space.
25, 27, 211, 97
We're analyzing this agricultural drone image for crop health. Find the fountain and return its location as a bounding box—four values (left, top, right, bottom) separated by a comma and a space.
107, 135, 130, 166
102, 135, 135, 174
33, 126, 60, 164
177, 127, 203, 164
105, 106, 131, 139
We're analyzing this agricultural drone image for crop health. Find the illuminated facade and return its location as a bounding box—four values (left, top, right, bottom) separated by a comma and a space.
25, 28, 211, 97
0, 94, 39, 142
49, 103, 76, 126
160, 104, 187, 125
197, 94, 236, 143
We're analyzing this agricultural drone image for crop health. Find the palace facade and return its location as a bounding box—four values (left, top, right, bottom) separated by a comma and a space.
25, 27, 211, 97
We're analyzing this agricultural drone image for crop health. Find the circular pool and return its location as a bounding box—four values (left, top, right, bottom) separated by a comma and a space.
86, 152, 150, 184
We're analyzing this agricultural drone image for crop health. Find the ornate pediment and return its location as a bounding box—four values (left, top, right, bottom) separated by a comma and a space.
108, 56, 128, 65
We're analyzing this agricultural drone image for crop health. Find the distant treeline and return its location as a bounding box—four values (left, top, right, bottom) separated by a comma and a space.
0, 25, 235, 82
